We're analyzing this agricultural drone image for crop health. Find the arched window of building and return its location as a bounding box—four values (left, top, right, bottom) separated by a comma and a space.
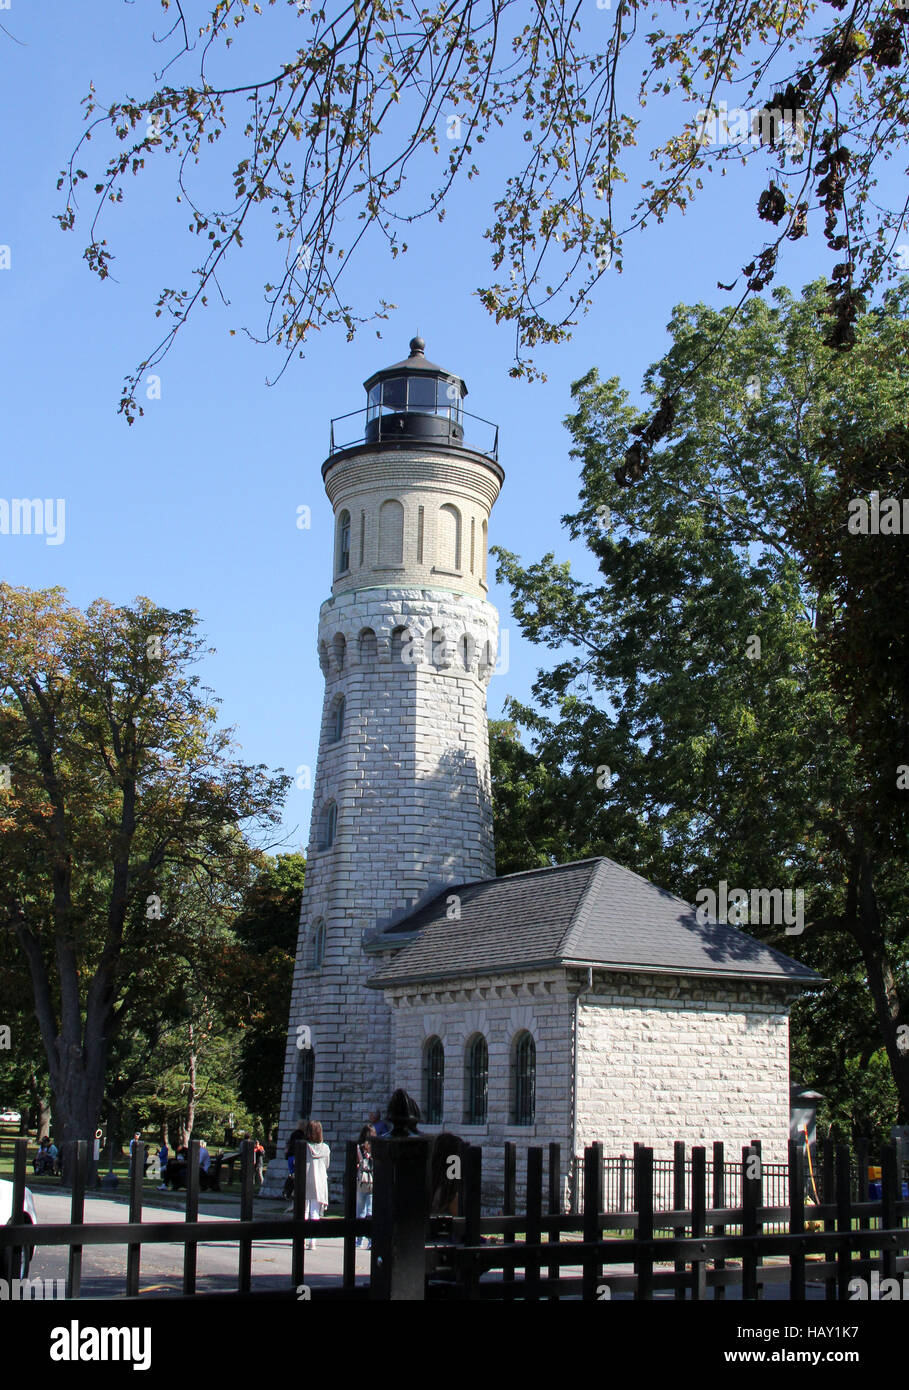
333, 632, 346, 672
391, 625, 410, 665
298, 1049, 315, 1119
481, 519, 488, 584
437, 503, 462, 571
430, 626, 450, 669
512, 1031, 536, 1126
459, 633, 474, 672
307, 918, 325, 970
337, 510, 351, 574
330, 694, 345, 742
320, 802, 337, 850
358, 627, 377, 663
423, 1036, 444, 1125
378, 499, 405, 565
464, 1034, 488, 1125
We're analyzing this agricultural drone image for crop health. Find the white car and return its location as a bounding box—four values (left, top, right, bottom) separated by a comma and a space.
0, 1110, 21, 1124
0, 1179, 38, 1280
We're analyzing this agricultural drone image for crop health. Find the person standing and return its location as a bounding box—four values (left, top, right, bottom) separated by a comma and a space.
368, 1108, 390, 1139
355, 1125, 375, 1248
304, 1120, 331, 1250
128, 1132, 142, 1174
252, 1136, 265, 1187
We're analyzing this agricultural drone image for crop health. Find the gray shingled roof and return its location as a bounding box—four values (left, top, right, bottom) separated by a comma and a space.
366, 857, 822, 989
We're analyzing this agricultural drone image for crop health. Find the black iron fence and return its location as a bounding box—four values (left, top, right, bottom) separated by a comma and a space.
2, 1135, 907, 1300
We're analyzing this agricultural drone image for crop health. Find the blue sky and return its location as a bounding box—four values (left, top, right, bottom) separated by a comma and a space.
0, 1, 885, 853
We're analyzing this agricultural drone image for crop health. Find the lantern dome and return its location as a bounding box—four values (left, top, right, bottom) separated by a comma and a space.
362, 336, 468, 446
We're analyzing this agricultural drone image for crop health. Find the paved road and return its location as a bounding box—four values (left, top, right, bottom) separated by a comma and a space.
25, 1189, 370, 1297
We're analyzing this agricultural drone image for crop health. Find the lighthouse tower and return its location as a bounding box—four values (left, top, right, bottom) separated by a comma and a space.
272, 337, 504, 1174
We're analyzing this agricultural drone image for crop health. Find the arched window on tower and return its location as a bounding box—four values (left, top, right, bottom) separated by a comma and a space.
437, 503, 462, 571
481, 519, 488, 584
337, 510, 351, 575
358, 627, 377, 663
423, 1036, 444, 1124
464, 1034, 488, 1125
378, 499, 405, 565
307, 918, 325, 970
330, 694, 345, 742
319, 802, 337, 850
333, 632, 346, 672
298, 1048, 315, 1119
511, 1031, 536, 1126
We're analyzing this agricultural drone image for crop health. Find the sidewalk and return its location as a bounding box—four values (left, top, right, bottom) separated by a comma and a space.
27, 1187, 370, 1296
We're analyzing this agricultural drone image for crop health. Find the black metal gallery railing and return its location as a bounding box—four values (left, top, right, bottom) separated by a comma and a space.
328, 405, 499, 460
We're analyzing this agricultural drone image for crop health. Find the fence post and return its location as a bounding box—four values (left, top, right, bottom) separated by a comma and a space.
525, 1146, 543, 1300
238, 1139, 254, 1295
291, 1138, 306, 1291
503, 1141, 516, 1285
880, 1142, 898, 1286
788, 1139, 805, 1302
691, 1146, 706, 1301
582, 1142, 603, 1301
712, 1140, 726, 1301
3, 1138, 29, 1282
184, 1139, 200, 1295
343, 1139, 358, 1291
822, 1139, 836, 1299
461, 1143, 483, 1301
125, 1141, 145, 1297
67, 1140, 87, 1299
369, 1135, 432, 1301
741, 1144, 761, 1301
673, 1140, 686, 1299
856, 1137, 869, 1205
835, 1143, 852, 1301
547, 1142, 560, 1300
634, 1146, 654, 1300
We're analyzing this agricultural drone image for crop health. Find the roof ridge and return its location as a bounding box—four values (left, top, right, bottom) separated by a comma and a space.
558, 858, 611, 958
485, 856, 606, 885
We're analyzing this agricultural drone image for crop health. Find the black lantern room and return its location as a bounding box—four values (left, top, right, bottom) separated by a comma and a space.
363, 336, 467, 446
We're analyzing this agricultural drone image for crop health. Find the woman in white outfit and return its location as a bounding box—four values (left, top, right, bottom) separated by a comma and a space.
304, 1120, 331, 1249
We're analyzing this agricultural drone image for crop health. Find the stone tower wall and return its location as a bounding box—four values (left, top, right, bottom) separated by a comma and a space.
267, 435, 502, 1194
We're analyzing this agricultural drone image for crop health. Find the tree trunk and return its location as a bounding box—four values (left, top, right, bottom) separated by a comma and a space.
27, 1071, 50, 1140
49, 1044, 108, 1187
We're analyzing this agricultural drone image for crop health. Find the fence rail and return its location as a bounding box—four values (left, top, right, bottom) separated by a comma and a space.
2, 1135, 907, 1300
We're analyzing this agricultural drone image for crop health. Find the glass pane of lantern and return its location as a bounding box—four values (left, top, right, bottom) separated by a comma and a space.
408, 376, 437, 410
367, 384, 381, 421
438, 378, 463, 422
382, 376, 406, 410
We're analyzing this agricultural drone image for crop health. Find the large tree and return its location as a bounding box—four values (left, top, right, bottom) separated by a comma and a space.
0, 585, 289, 1166
232, 852, 305, 1146
57, 1, 909, 424
493, 278, 909, 1123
